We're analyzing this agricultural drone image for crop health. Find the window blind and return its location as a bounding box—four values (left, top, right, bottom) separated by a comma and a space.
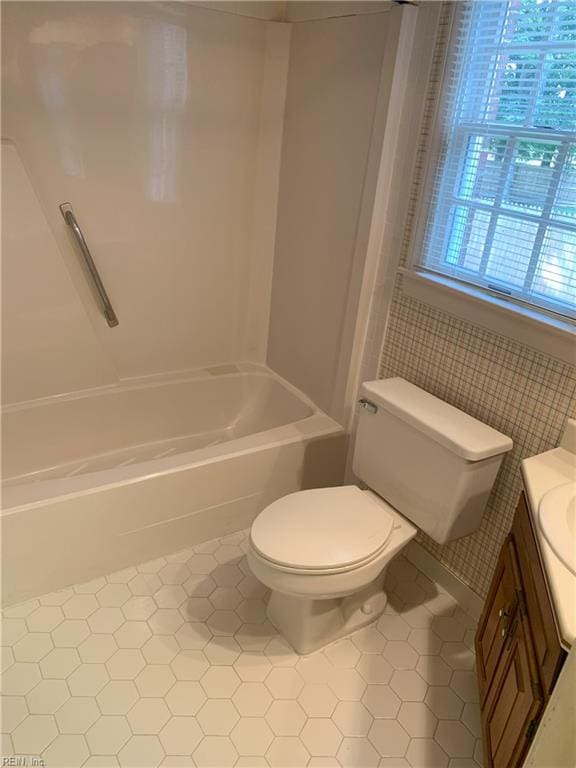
416, 0, 576, 320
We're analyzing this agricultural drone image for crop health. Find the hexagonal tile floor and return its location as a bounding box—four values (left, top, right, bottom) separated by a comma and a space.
1, 529, 483, 767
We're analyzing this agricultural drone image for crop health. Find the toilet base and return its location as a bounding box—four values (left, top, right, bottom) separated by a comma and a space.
266, 575, 389, 654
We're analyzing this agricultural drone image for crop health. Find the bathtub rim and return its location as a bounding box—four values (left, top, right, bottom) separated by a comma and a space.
1, 361, 314, 414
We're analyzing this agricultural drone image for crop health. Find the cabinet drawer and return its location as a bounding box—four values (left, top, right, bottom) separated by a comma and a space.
511, 493, 566, 699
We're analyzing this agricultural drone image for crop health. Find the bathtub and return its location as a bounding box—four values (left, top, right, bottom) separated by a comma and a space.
1, 366, 345, 605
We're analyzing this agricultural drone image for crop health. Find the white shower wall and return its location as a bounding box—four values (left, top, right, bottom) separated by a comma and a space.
2, 1, 408, 421
1, 2, 288, 403
267, 7, 406, 421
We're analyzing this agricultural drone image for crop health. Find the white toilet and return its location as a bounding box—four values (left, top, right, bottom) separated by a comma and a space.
247, 378, 513, 654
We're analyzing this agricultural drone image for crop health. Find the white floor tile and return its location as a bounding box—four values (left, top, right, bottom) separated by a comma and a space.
2, 662, 43, 696
1, 537, 482, 767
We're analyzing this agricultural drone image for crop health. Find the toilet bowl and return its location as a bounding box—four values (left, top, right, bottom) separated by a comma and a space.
247, 486, 416, 654
247, 378, 513, 654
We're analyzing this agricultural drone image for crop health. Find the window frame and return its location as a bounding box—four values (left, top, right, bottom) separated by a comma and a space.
407, 1, 576, 334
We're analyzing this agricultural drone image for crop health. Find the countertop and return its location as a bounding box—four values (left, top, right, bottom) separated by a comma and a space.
521, 422, 576, 650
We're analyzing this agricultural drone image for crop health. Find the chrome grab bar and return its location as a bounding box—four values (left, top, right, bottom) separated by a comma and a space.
59, 202, 119, 327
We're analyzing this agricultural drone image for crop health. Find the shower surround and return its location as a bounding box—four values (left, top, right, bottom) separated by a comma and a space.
1, 2, 288, 400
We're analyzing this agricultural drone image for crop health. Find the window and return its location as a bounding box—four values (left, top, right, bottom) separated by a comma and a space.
415, 0, 576, 320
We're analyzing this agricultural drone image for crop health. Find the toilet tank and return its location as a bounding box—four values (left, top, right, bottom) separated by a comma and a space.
353, 378, 513, 544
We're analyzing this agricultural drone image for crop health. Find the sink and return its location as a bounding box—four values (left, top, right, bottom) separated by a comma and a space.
539, 482, 576, 576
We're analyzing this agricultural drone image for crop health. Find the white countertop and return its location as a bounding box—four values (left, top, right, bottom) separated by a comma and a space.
521, 437, 576, 650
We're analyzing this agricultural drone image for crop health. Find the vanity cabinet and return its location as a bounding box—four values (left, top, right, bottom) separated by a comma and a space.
475, 492, 567, 768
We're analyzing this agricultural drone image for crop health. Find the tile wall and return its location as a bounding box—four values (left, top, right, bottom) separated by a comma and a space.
379, 290, 576, 596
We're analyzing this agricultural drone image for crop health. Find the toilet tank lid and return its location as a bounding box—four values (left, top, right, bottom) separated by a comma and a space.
361, 378, 513, 461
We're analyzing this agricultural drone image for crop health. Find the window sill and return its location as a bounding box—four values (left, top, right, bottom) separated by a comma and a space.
399, 268, 576, 366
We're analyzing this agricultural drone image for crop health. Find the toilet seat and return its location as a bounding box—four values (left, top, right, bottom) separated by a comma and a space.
250, 486, 394, 575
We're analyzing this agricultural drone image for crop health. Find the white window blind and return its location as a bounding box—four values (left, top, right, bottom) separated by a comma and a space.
416, 0, 576, 320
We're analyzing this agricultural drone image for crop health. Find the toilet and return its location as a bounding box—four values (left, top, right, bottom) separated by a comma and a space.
247, 378, 513, 654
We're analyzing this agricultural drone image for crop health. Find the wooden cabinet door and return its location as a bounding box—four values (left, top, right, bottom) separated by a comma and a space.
475, 538, 520, 702
477, 492, 566, 768
482, 611, 543, 768
512, 493, 566, 697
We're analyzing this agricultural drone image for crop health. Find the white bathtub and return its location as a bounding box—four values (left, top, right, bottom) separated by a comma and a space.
1, 366, 345, 605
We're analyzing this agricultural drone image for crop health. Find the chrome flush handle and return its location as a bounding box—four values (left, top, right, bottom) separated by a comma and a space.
358, 398, 378, 414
